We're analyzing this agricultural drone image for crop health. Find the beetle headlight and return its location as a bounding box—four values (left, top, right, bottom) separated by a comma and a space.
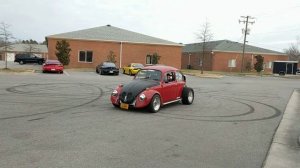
139, 93, 146, 101
111, 90, 118, 96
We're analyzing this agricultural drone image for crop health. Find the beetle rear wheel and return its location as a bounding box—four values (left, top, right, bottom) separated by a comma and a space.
149, 94, 161, 113
182, 87, 194, 105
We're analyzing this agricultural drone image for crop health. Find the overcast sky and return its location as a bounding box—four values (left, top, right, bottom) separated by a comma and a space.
1, 0, 299, 52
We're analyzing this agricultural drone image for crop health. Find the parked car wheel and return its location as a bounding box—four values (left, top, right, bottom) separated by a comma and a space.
96, 68, 99, 74
148, 94, 161, 113
100, 70, 103, 75
19, 61, 24, 65
129, 70, 132, 76
38, 61, 43, 65
182, 87, 194, 105
123, 69, 125, 74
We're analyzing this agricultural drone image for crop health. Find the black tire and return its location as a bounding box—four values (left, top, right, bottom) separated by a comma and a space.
38, 61, 43, 65
182, 87, 194, 105
123, 69, 125, 74
96, 68, 99, 74
19, 61, 24, 65
60, 71, 64, 74
100, 70, 103, 75
113, 104, 119, 108
148, 94, 161, 113
42, 70, 46, 73
129, 70, 132, 76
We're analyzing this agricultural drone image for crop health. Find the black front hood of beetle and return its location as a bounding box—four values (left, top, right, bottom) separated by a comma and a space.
120, 79, 160, 104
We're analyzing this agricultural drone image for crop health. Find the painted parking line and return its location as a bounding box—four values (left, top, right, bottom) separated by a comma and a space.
64, 70, 70, 76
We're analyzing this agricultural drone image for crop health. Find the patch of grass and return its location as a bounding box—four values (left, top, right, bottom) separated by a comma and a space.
180, 69, 223, 78
181, 69, 272, 77
0, 68, 34, 73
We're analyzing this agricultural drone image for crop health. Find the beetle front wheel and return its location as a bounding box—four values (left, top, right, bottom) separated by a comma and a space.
149, 94, 161, 113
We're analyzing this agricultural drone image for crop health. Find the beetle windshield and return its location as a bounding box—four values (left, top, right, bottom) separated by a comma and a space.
135, 70, 161, 81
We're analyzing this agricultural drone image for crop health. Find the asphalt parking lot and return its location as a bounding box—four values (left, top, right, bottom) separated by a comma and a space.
0, 70, 299, 168
0, 61, 42, 71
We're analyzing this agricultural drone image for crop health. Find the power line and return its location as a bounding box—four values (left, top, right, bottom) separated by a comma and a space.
251, 26, 300, 36
239, 16, 255, 73
254, 5, 300, 18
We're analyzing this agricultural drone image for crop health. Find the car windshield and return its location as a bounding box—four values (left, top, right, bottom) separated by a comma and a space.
132, 64, 143, 68
46, 61, 61, 65
135, 69, 161, 81
104, 62, 116, 67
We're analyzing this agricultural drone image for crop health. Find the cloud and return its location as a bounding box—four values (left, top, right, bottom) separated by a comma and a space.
0, 0, 299, 51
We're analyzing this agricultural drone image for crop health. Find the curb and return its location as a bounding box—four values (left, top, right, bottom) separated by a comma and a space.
263, 89, 300, 168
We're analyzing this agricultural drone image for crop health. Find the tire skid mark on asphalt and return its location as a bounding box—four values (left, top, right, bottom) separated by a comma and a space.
6, 83, 97, 96
158, 98, 255, 118
28, 117, 45, 121
153, 89, 282, 122
192, 87, 227, 94
0, 83, 104, 121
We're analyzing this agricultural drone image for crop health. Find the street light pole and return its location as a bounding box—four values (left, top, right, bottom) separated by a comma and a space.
188, 53, 191, 68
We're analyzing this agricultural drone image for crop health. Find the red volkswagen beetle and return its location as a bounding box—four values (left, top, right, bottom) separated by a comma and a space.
42, 60, 64, 74
111, 65, 194, 113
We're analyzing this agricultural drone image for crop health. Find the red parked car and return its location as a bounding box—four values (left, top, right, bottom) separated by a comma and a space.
42, 60, 64, 74
111, 65, 194, 113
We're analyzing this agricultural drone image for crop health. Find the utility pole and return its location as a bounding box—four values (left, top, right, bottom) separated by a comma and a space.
239, 16, 255, 73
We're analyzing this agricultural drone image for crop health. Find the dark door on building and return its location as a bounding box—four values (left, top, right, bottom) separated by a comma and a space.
273, 62, 298, 75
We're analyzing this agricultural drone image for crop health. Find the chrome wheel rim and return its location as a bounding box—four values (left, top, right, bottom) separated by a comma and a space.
188, 91, 193, 103
153, 96, 160, 111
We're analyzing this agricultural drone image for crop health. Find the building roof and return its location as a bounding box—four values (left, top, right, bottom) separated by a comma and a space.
183, 40, 285, 55
0, 44, 48, 53
47, 25, 182, 46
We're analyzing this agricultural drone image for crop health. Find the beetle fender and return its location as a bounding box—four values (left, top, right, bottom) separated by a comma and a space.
110, 85, 123, 106
135, 89, 162, 108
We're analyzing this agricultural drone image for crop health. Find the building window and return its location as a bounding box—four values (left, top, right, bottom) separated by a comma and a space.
79, 51, 93, 63
146, 55, 152, 64
266, 62, 272, 69
228, 59, 236, 68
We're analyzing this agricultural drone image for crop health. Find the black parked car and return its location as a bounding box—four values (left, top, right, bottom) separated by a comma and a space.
14, 53, 45, 65
96, 62, 119, 75
297, 68, 300, 75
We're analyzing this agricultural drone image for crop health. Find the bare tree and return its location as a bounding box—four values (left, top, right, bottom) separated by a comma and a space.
24, 44, 39, 53
0, 22, 14, 69
196, 21, 213, 74
284, 37, 300, 62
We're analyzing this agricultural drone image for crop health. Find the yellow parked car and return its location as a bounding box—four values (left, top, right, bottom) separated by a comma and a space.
123, 63, 144, 75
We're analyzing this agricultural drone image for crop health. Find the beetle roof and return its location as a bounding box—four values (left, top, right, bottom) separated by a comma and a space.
143, 65, 178, 73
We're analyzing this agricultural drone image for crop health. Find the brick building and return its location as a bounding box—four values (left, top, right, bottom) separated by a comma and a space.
182, 40, 288, 72
46, 25, 182, 69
